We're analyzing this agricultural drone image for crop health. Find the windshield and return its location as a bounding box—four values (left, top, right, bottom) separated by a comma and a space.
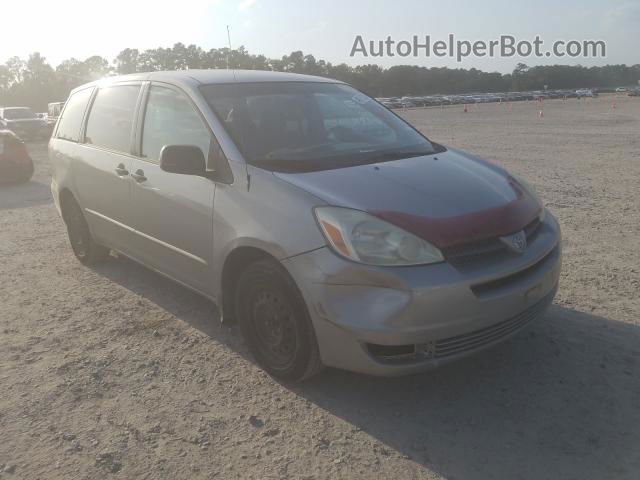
3, 108, 37, 120
200, 82, 438, 172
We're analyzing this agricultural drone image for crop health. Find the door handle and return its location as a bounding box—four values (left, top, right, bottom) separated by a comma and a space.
115, 164, 129, 176
131, 169, 147, 183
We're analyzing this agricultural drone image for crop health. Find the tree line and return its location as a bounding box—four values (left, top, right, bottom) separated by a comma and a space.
1, 43, 638, 110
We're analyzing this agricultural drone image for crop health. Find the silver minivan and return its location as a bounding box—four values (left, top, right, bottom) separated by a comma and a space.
50, 70, 561, 381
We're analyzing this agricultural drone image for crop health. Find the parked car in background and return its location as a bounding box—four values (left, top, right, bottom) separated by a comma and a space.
0, 107, 49, 140
615, 87, 627, 93
398, 98, 417, 108
576, 89, 598, 98
628, 88, 640, 97
0, 130, 34, 185
375, 97, 403, 109
50, 70, 561, 381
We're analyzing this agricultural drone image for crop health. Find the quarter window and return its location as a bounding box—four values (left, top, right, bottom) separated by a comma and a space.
85, 85, 140, 153
55, 87, 94, 142
141, 86, 212, 164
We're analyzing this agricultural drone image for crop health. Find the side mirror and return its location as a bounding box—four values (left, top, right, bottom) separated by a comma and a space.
159, 145, 206, 176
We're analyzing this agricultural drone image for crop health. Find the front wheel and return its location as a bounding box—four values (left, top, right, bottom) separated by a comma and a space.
63, 198, 108, 265
235, 258, 323, 382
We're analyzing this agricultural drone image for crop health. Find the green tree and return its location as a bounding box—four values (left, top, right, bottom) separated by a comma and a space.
2, 46, 639, 110
114, 48, 141, 74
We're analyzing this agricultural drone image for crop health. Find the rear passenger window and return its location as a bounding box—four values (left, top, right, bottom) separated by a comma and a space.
85, 85, 140, 153
141, 86, 212, 164
55, 87, 93, 142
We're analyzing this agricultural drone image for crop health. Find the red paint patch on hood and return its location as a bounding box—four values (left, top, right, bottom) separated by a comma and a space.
371, 183, 541, 249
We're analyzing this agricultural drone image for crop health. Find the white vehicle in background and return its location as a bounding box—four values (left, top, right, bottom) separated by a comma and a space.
47, 102, 65, 126
0, 107, 49, 140
615, 87, 627, 93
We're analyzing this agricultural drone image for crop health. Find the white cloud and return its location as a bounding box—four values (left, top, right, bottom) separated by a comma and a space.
0, 0, 225, 65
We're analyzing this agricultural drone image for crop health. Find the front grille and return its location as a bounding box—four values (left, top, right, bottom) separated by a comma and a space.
367, 343, 415, 358
433, 288, 554, 359
471, 247, 557, 297
443, 217, 541, 269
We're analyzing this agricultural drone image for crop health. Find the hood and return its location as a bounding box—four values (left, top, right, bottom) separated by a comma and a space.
274, 148, 541, 249
5, 118, 45, 126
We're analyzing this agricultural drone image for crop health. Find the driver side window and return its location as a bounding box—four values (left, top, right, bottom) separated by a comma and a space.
141, 86, 212, 164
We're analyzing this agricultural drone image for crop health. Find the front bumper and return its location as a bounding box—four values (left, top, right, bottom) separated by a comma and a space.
283, 211, 562, 376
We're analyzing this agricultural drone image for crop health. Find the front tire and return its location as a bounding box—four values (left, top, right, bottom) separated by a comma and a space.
63, 198, 108, 265
235, 258, 323, 382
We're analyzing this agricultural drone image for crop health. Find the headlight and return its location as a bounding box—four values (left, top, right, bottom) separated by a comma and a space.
314, 207, 444, 266
512, 174, 545, 222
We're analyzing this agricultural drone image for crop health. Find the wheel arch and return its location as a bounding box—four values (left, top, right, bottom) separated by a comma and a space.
220, 245, 302, 323
220, 246, 278, 324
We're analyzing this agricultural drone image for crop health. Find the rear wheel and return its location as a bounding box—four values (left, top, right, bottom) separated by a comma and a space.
235, 258, 323, 382
63, 198, 108, 265
16, 159, 34, 184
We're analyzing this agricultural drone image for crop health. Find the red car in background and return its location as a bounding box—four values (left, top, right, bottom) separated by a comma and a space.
0, 130, 34, 185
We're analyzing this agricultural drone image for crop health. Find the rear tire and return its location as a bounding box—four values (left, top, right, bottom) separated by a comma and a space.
63, 198, 108, 265
235, 258, 323, 382
16, 160, 34, 184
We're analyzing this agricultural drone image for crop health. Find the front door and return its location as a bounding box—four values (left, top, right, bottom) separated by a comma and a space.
128, 83, 216, 293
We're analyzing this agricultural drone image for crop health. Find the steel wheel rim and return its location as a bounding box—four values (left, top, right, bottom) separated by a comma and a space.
251, 289, 297, 369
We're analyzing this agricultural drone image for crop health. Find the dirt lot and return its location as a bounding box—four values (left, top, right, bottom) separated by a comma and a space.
1, 95, 639, 480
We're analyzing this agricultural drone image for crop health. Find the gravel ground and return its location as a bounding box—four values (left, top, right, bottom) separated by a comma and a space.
1, 95, 639, 480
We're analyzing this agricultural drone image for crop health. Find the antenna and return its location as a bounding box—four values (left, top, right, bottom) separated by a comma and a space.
226, 25, 232, 69
227, 25, 237, 80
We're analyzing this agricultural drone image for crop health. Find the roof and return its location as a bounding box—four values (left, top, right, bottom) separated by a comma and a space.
84, 69, 342, 88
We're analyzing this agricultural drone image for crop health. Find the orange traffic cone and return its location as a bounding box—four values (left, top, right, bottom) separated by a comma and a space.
463, 104, 468, 113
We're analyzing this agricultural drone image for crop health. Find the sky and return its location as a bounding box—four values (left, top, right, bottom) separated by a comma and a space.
4, 0, 640, 73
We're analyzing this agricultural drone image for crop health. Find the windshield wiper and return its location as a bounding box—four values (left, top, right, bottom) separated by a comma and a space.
257, 158, 321, 173
265, 143, 337, 161
365, 150, 434, 162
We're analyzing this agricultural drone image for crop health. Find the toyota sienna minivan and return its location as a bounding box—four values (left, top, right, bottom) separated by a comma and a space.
50, 70, 561, 381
